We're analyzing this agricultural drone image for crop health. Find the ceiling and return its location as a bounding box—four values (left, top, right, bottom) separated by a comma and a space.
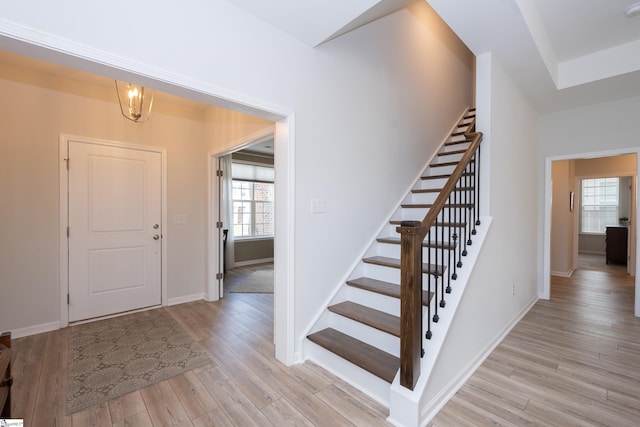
2, 1, 639, 115
231, 0, 640, 113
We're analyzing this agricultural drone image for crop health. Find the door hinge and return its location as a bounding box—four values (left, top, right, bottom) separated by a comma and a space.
67, 293, 70, 305
67, 226, 70, 237
216, 221, 223, 229
216, 169, 223, 177
216, 273, 223, 280
64, 158, 69, 170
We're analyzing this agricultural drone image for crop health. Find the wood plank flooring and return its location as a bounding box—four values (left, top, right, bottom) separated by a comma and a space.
8, 265, 640, 426
10, 265, 391, 426
431, 269, 640, 426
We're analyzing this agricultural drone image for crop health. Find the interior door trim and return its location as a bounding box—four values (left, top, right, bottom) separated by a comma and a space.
59, 134, 168, 327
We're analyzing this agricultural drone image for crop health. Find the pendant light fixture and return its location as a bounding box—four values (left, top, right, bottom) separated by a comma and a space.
115, 80, 154, 122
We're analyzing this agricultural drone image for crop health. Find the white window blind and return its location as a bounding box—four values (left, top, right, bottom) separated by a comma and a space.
231, 163, 274, 183
581, 178, 619, 233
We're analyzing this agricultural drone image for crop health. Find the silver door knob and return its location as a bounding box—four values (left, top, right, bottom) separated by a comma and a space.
153, 234, 160, 240
153, 224, 159, 229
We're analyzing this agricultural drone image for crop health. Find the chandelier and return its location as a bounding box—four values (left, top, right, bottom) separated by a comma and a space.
115, 80, 153, 122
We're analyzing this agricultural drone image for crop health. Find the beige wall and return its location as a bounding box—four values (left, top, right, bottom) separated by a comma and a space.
551, 160, 575, 275
0, 59, 272, 334
574, 155, 636, 177
234, 239, 274, 264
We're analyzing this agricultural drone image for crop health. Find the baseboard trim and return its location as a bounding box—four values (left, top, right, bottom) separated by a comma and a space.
233, 258, 274, 267
419, 295, 539, 425
10, 321, 61, 339
551, 269, 574, 278
168, 293, 205, 306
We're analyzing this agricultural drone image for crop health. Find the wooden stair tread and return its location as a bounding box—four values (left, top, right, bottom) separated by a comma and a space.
389, 220, 467, 228
401, 203, 471, 209
444, 139, 471, 147
412, 186, 473, 194
377, 236, 455, 250
421, 172, 472, 180
346, 277, 433, 306
329, 301, 400, 336
430, 161, 459, 168
363, 256, 444, 276
437, 149, 467, 156
307, 328, 399, 383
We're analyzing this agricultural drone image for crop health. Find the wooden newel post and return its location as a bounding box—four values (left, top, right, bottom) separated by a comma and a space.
397, 221, 426, 390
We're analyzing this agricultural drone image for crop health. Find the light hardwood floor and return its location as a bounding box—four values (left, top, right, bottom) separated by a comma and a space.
431, 268, 640, 426
10, 266, 391, 426
9, 267, 640, 426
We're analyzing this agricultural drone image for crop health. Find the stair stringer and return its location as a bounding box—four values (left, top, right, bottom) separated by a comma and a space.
387, 216, 492, 427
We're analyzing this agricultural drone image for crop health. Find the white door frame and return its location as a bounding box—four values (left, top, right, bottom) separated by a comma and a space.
59, 134, 168, 327
207, 118, 297, 366
542, 147, 640, 317
4, 29, 298, 365
206, 125, 276, 300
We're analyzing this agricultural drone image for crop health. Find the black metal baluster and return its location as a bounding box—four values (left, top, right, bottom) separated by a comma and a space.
439, 209, 446, 308
455, 173, 463, 268
462, 162, 469, 257
433, 217, 439, 323
426, 227, 433, 338
446, 192, 453, 292
471, 152, 477, 236
476, 146, 482, 227
466, 161, 473, 247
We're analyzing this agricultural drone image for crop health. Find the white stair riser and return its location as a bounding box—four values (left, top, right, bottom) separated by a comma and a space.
433, 153, 463, 164
428, 164, 456, 175
362, 263, 400, 283
375, 243, 455, 264
330, 313, 400, 357
409, 190, 476, 205
347, 286, 401, 317
382, 222, 467, 236
361, 262, 446, 284
442, 143, 470, 153
305, 341, 392, 406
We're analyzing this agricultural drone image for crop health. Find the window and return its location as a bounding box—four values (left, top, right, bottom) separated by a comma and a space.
231, 162, 274, 238
581, 178, 619, 233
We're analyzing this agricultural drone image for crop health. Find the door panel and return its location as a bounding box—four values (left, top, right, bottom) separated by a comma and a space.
68, 141, 162, 322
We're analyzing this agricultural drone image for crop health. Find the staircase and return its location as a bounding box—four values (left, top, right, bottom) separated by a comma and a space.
306, 108, 481, 405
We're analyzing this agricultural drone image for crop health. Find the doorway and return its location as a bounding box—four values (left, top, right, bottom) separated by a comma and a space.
210, 129, 275, 298
544, 149, 640, 316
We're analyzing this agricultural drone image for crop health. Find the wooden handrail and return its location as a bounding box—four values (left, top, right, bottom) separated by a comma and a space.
396, 114, 482, 390
420, 131, 482, 232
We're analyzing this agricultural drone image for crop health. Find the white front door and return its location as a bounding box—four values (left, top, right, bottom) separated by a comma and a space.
68, 140, 162, 322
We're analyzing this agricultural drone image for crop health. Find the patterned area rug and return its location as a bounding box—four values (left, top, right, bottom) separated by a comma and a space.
230, 269, 274, 293
67, 309, 211, 414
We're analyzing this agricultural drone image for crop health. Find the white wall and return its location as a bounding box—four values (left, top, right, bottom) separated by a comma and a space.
421, 53, 540, 411
539, 97, 640, 158
0, 0, 474, 353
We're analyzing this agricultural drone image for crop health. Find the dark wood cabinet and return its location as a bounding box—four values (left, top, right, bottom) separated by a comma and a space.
606, 226, 628, 265
0, 332, 11, 419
